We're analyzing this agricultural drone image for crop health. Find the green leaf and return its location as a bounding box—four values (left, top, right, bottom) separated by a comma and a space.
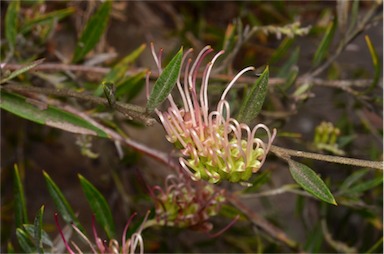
338, 169, 382, 197
338, 169, 368, 194
237, 66, 269, 124
222, 23, 237, 53
104, 44, 147, 84
33, 206, 44, 254
269, 37, 294, 65
304, 221, 323, 253
312, 20, 337, 66
5, 0, 20, 49
78, 174, 115, 239
13, 164, 28, 228
288, 160, 337, 205
0, 59, 44, 84
365, 237, 383, 254
7, 241, 15, 253
43, 171, 84, 233
283, 66, 299, 91
16, 228, 35, 253
23, 224, 53, 248
346, 175, 383, 195
94, 44, 147, 97
20, 7, 75, 34
347, 0, 359, 34
364, 35, 381, 92
277, 47, 299, 78
0, 91, 109, 138
116, 72, 146, 102
72, 1, 112, 63
146, 47, 183, 113
243, 171, 271, 193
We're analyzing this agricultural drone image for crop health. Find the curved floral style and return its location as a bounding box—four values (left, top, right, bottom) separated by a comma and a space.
55, 212, 148, 254
148, 44, 277, 183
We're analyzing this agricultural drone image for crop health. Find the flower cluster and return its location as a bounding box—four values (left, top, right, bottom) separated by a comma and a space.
148, 44, 276, 183
55, 212, 148, 254
314, 121, 345, 155
150, 174, 226, 232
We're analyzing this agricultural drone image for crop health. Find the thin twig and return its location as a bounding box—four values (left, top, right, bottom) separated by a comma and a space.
1, 62, 374, 90
61, 104, 178, 171
3, 84, 156, 126
308, 2, 382, 78
270, 145, 383, 170
225, 191, 302, 252
0, 62, 147, 76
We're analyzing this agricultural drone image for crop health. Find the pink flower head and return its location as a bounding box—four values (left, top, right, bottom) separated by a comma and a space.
147, 44, 276, 183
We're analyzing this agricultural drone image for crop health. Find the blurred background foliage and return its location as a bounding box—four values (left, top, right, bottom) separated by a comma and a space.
1, 0, 383, 253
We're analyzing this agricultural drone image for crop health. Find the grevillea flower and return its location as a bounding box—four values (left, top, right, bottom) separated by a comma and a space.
149, 174, 235, 233
55, 212, 148, 254
147, 44, 277, 183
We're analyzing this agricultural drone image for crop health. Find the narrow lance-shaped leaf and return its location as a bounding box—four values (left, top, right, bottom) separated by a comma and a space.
78, 174, 116, 239
288, 159, 337, 205
104, 44, 147, 84
13, 164, 28, 228
364, 35, 381, 92
21, 7, 75, 34
222, 23, 236, 53
237, 66, 269, 125
43, 171, 85, 233
0, 91, 109, 138
277, 47, 299, 78
16, 228, 36, 253
304, 221, 323, 253
94, 44, 147, 97
146, 47, 183, 113
23, 224, 53, 248
116, 71, 146, 102
0, 59, 44, 85
347, 0, 359, 34
5, 0, 19, 49
347, 175, 383, 195
338, 169, 368, 194
312, 20, 337, 67
33, 206, 44, 254
72, 1, 112, 63
269, 37, 294, 65
7, 242, 15, 253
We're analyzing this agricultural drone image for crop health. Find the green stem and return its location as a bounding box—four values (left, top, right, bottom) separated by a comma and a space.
270, 145, 383, 170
